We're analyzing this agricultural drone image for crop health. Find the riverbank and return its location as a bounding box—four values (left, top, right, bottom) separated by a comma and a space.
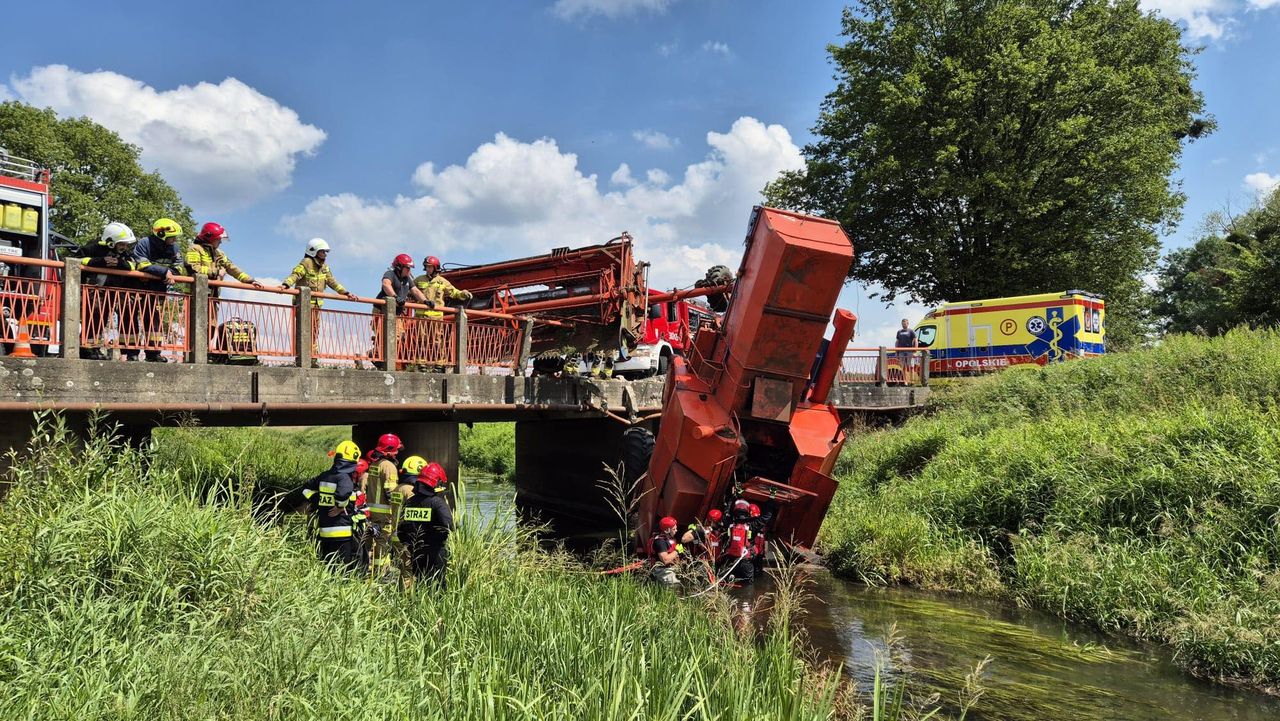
0, 416, 846, 719
820, 330, 1280, 692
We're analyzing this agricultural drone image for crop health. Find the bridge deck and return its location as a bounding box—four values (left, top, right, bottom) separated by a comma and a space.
0, 357, 927, 426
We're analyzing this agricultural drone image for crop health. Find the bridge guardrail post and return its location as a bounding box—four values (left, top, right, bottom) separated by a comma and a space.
60, 262, 81, 359
454, 308, 468, 374
515, 318, 533, 376
920, 350, 930, 386
877, 346, 888, 386
381, 301, 397, 371
191, 275, 209, 364
297, 288, 313, 368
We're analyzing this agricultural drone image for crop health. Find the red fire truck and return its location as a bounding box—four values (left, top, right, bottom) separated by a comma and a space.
613, 289, 716, 379
0, 151, 59, 356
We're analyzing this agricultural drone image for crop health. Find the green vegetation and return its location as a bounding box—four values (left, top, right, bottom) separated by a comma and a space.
822, 330, 1280, 689
766, 0, 1213, 347
0, 101, 194, 248
459, 422, 516, 482
0, 416, 849, 719
152, 425, 346, 493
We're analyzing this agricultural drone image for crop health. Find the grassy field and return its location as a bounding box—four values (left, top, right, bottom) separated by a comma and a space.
820, 330, 1280, 690
1, 415, 867, 720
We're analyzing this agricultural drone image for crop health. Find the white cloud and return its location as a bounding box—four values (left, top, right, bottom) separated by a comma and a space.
657, 42, 678, 57
702, 41, 731, 56
1247, 0, 1280, 8
280, 116, 805, 289
552, 0, 675, 20
219, 276, 288, 305
1138, 0, 1280, 40
633, 129, 678, 150
3, 65, 325, 212
1244, 172, 1280, 195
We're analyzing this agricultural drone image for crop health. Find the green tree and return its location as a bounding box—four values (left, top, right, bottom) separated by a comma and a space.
0, 101, 193, 249
1156, 190, 1280, 334
766, 0, 1211, 348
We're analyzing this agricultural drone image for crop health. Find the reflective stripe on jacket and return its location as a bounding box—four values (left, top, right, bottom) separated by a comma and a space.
283, 257, 347, 306
186, 243, 253, 283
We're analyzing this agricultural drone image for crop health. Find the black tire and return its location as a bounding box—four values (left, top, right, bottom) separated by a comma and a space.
621, 426, 655, 487
656, 350, 670, 376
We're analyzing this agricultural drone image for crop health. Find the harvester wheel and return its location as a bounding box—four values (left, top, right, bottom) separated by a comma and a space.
621, 426, 654, 487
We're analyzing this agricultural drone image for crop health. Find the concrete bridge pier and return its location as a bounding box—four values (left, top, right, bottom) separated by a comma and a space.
352, 421, 460, 487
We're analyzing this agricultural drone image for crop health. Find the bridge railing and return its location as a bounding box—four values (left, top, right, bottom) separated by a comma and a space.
0, 256, 531, 373
840, 347, 930, 386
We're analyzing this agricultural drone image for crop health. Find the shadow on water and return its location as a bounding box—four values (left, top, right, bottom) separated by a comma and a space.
465, 478, 1280, 721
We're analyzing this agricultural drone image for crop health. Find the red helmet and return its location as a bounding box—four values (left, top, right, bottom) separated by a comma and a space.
196, 222, 227, 243
749, 503, 761, 518
355, 459, 369, 476
418, 462, 448, 487
732, 499, 750, 514
375, 433, 403, 454
707, 509, 723, 523
393, 253, 413, 268
423, 255, 441, 269
658, 516, 678, 532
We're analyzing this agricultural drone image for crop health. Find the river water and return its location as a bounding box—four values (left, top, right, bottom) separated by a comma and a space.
462, 478, 1280, 721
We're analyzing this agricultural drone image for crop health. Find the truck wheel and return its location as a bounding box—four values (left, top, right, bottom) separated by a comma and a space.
657, 350, 671, 376
621, 426, 654, 487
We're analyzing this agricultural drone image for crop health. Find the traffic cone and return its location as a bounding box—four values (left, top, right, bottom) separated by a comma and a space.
10, 320, 36, 358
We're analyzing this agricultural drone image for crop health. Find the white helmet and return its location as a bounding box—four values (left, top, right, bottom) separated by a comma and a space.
100, 222, 137, 246
305, 238, 331, 258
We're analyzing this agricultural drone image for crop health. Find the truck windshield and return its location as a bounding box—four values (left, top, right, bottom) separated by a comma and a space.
916, 325, 937, 347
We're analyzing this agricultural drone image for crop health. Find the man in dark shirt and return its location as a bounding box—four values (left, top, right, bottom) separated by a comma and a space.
376, 254, 428, 369
895, 318, 917, 349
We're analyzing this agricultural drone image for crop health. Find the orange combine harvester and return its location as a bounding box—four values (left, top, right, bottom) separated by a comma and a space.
631, 206, 857, 552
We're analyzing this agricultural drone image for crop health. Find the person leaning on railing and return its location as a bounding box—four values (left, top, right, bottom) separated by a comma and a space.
412, 255, 472, 371
185, 222, 264, 297
278, 238, 358, 304
78, 222, 141, 360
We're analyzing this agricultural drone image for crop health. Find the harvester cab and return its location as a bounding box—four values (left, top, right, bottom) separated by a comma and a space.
633, 206, 856, 554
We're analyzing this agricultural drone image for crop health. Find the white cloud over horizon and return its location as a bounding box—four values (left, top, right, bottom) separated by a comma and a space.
633, 129, 678, 150
1244, 171, 1280, 196
1140, 0, 1280, 40
279, 116, 804, 289
552, 0, 676, 21
2, 65, 326, 212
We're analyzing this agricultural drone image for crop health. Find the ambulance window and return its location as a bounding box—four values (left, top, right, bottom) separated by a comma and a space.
916, 325, 937, 347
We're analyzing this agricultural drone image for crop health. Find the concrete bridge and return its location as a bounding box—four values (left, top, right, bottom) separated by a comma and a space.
1, 256, 930, 523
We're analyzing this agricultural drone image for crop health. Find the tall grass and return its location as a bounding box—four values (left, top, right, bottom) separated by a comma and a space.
1, 414, 856, 719
821, 329, 1280, 689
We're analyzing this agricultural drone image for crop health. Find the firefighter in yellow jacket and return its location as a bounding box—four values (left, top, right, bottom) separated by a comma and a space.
279, 239, 359, 304
186, 222, 263, 297
413, 255, 472, 370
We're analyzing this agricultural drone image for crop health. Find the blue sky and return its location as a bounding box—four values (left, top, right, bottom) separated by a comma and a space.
2, 0, 1278, 346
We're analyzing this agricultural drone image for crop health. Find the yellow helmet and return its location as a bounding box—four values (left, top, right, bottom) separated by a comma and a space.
152, 218, 183, 240
401, 455, 428, 475
333, 440, 361, 462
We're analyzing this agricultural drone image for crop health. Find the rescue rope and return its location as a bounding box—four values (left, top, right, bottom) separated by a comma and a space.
682, 555, 744, 599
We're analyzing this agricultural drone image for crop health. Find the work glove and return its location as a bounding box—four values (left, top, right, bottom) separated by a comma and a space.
461, 290, 474, 301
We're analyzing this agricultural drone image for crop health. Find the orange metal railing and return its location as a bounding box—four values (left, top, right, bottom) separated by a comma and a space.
208, 295, 296, 365
0, 270, 61, 348
469, 321, 523, 369
80, 284, 190, 356
397, 314, 456, 369
839, 347, 928, 386
314, 304, 382, 367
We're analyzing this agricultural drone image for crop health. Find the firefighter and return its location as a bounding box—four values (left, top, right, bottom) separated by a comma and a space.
681, 508, 723, 564
720, 499, 755, 584
398, 455, 429, 500
185, 222, 263, 297
130, 218, 183, 362
413, 255, 472, 371
748, 503, 768, 576
648, 516, 683, 587
79, 223, 141, 360
375, 254, 427, 370
364, 433, 405, 576
279, 239, 358, 365
397, 461, 454, 587
300, 440, 362, 571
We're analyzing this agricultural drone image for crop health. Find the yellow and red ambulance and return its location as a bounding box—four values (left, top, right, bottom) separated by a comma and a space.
912, 291, 1105, 376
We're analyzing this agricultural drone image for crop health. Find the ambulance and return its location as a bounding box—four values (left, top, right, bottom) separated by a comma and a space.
912, 291, 1105, 376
